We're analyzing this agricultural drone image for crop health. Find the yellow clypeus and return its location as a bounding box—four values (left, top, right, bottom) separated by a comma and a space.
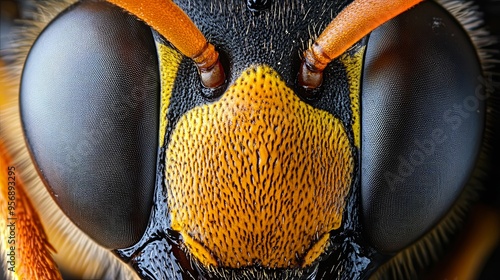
166, 65, 354, 269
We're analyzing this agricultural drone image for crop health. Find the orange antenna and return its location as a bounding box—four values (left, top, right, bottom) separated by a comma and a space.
107, 0, 225, 88
298, 0, 423, 89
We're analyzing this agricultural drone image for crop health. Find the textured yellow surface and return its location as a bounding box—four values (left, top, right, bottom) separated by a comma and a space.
157, 44, 183, 146
166, 66, 354, 268
339, 46, 365, 148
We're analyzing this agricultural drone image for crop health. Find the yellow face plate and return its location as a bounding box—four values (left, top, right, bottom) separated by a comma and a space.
340, 46, 365, 148
157, 43, 183, 146
165, 65, 354, 268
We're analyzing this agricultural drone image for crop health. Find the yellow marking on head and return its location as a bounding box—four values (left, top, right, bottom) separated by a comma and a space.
166, 66, 354, 268
339, 46, 365, 148
302, 233, 331, 268
183, 234, 218, 267
157, 43, 183, 147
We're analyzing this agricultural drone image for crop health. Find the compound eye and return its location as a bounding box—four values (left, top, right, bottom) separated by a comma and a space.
20, 1, 159, 249
361, 2, 485, 253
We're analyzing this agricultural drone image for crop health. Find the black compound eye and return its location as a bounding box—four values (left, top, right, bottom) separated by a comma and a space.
361, 1, 484, 253
20, 1, 159, 249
